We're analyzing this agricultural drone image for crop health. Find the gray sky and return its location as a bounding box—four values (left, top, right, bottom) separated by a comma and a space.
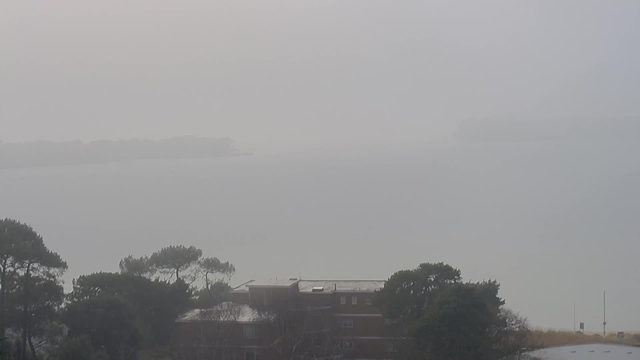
1, 1, 638, 150
1, 0, 639, 331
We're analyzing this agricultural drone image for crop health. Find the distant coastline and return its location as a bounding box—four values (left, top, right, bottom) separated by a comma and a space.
0, 136, 250, 169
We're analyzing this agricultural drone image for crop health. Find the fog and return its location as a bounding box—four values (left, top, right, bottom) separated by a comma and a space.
1, 0, 639, 332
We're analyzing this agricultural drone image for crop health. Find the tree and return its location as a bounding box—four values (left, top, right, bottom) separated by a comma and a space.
493, 309, 530, 360
376, 263, 529, 360
118, 255, 155, 278
193, 281, 232, 308
0, 219, 30, 351
0, 219, 67, 360
412, 284, 498, 360
70, 245, 234, 358
375, 262, 461, 323
69, 272, 191, 347
63, 295, 141, 360
50, 336, 94, 360
51, 335, 111, 360
148, 245, 202, 282
6, 275, 65, 359
198, 257, 235, 289
194, 257, 235, 308
17, 234, 67, 360
152, 278, 192, 346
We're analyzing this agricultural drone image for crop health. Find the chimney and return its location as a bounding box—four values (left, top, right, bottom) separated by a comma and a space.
334, 283, 337, 291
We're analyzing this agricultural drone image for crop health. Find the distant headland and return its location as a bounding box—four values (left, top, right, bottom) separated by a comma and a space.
0, 136, 249, 169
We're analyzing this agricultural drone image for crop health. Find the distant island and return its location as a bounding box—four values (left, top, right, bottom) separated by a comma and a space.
0, 136, 248, 169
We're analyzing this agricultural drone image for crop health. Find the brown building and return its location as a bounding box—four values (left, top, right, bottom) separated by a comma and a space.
176, 278, 405, 360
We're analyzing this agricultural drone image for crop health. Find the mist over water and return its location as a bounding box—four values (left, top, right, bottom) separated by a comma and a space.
1, 135, 638, 331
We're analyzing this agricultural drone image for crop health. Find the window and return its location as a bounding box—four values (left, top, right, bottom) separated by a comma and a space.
340, 296, 346, 305
365, 297, 372, 305
341, 319, 354, 328
351, 296, 357, 305
341, 342, 355, 351
245, 351, 259, 360
243, 325, 259, 339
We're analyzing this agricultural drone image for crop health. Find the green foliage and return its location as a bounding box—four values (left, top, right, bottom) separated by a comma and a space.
198, 257, 235, 287
0, 219, 38, 265
52, 336, 95, 360
0, 219, 67, 273
155, 279, 192, 344
71, 272, 155, 302
148, 245, 202, 281
6, 275, 65, 341
66, 246, 233, 359
495, 309, 530, 357
0, 218, 67, 358
70, 272, 191, 347
64, 295, 141, 360
92, 348, 110, 360
193, 281, 232, 308
468, 279, 505, 314
51, 335, 113, 360
377, 262, 529, 360
119, 255, 155, 278
375, 262, 461, 322
2, 219, 235, 360
412, 284, 497, 360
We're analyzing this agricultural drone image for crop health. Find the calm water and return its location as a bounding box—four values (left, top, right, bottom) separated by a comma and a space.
525, 344, 640, 360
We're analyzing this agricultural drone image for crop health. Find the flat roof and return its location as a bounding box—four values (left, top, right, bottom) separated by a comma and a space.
230, 279, 386, 294
298, 280, 385, 293
230, 278, 299, 293
247, 278, 299, 287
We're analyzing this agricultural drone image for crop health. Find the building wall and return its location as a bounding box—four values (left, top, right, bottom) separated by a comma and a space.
182, 282, 399, 360
333, 293, 381, 315
176, 321, 274, 360
299, 293, 333, 308
299, 290, 394, 359
232, 291, 250, 304
336, 315, 385, 338
248, 285, 299, 308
